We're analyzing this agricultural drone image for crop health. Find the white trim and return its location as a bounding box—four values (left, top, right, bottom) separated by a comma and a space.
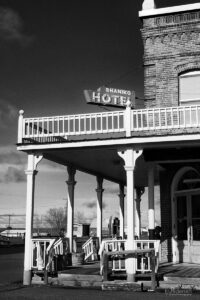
17, 134, 200, 152
139, 3, 200, 18
180, 99, 200, 103
171, 167, 200, 263
180, 71, 200, 78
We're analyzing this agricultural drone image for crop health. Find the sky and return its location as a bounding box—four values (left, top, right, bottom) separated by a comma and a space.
0, 0, 196, 229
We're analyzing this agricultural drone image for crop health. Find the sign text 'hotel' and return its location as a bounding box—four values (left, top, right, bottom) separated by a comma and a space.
84, 87, 135, 108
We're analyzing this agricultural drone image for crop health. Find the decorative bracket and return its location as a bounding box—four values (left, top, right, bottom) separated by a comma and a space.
118, 149, 143, 170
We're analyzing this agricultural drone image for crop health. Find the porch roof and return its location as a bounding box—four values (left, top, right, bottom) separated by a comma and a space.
17, 105, 200, 186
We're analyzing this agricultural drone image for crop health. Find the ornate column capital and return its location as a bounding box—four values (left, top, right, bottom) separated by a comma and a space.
118, 149, 143, 170
67, 165, 76, 182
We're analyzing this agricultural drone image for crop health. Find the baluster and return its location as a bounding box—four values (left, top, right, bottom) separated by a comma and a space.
78, 115, 81, 134
27, 120, 30, 137
52, 118, 55, 135
62, 116, 65, 135
136, 111, 139, 130
146, 109, 149, 129
83, 116, 87, 133
73, 116, 75, 134
37, 120, 39, 136
42, 119, 44, 136
158, 108, 161, 128
106, 114, 108, 132
165, 109, 167, 127
111, 113, 114, 131
89, 115, 91, 132
117, 113, 120, 130
183, 107, 186, 127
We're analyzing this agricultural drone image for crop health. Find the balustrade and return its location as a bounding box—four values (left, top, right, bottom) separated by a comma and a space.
99, 239, 160, 275
18, 105, 200, 144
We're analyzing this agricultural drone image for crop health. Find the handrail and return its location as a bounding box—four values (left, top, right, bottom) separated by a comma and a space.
102, 249, 156, 291
18, 105, 200, 144
82, 237, 98, 261
99, 239, 160, 275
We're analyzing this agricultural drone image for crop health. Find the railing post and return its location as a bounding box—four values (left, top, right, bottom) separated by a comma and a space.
102, 253, 109, 281
150, 250, 156, 291
124, 99, 132, 137
18, 110, 24, 144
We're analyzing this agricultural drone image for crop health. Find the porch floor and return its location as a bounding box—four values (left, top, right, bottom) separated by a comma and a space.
158, 262, 200, 279
47, 262, 200, 290
59, 261, 200, 278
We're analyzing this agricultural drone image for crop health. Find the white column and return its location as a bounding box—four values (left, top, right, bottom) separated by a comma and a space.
118, 149, 142, 282
96, 176, 104, 245
135, 187, 145, 239
23, 153, 43, 285
66, 166, 76, 253
148, 163, 155, 239
119, 183, 125, 238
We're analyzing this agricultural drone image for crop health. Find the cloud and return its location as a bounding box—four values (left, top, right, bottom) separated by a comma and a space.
0, 146, 26, 165
2, 166, 26, 183
0, 99, 18, 128
106, 186, 118, 194
83, 201, 107, 209
0, 7, 33, 45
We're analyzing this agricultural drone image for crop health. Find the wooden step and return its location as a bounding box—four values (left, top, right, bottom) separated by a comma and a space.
57, 273, 102, 288
102, 281, 142, 291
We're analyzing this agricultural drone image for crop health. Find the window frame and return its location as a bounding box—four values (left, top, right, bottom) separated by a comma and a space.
179, 70, 200, 106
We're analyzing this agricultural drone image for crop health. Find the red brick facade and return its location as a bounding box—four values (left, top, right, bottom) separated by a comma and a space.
141, 9, 200, 109
140, 6, 200, 262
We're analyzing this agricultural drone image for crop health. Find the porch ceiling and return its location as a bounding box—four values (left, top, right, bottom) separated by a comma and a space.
43, 147, 153, 187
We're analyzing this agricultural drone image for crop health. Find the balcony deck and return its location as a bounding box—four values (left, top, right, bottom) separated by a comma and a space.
18, 105, 200, 147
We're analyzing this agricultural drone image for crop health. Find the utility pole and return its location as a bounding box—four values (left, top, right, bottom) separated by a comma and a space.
0, 214, 26, 228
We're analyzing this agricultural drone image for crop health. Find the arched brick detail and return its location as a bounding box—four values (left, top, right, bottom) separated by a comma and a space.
174, 62, 200, 75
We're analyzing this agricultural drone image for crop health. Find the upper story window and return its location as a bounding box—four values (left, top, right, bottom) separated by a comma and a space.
179, 71, 200, 106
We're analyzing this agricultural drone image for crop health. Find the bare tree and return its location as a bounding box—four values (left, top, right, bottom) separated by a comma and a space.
44, 207, 66, 236
75, 211, 86, 224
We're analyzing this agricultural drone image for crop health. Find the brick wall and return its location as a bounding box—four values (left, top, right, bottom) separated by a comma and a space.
141, 9, 200, 108
140, 7, 200, 262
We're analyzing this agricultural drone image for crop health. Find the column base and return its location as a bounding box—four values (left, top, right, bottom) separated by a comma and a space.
127, 273, 136, 282
23, 270, 32, 285
148, 229, 155, 240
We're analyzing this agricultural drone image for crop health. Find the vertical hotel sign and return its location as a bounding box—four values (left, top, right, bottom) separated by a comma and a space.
84, 87, 135, 108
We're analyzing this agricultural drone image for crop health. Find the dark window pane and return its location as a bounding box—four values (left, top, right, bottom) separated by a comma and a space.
192, 195, 200, 218
177, 196, 187, 218
192, 220, 200, 241
177, 220, 187, 240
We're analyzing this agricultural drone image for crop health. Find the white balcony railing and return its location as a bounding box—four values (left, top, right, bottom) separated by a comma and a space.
18, 105, 200, 143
